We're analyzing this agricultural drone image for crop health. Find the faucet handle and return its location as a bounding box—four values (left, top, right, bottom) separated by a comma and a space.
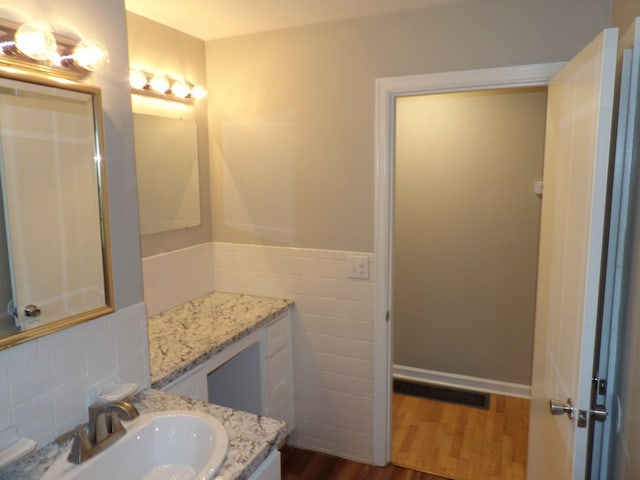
55, 425, 86, 445
95, 412, 109, 444
110, 412, 123, 433
67, 429, 92, 465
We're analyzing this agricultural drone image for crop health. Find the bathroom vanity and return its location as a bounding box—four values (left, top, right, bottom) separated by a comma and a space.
147, 291, 295, 434
1, 292, 294, 480
0, 389, 287, 480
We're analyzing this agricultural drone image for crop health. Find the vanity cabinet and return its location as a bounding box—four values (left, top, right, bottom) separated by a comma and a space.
208, 339, 263, 415
262, 315, 295, 431
161, 312, 294, 433
247, 451, 281, 480
161, 363, 208, 402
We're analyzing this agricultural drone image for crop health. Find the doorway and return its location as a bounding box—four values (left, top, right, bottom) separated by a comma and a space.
390, 86, 546, 479
392, 88, 545, 388
371, 63, 564, 466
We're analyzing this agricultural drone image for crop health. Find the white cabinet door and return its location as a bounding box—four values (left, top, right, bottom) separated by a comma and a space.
263, 313, 295, 432
247, 451, 281, 480
161, 364, 208, 402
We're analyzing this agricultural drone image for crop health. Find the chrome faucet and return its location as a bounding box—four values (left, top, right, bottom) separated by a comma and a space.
88, 398, 139, 444
63, 399, 139, 464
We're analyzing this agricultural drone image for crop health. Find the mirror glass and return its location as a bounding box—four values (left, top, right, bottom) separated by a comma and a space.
133, 113, 200, 235
0, 74, 113, 348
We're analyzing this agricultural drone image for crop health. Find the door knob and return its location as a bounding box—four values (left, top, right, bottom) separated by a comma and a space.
577, 404, 608, 427
24, 304, 41, 317
550, 398, 574, 419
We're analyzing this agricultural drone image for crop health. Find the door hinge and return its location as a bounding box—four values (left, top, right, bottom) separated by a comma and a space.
385, 310, 390, 322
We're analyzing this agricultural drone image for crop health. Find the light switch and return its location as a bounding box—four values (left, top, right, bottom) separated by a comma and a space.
347, 255, 369, 279
533, 180, 544, 196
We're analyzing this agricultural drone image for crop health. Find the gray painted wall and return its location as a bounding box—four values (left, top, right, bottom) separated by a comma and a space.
206, 0, 610, 253
0, 0, 143, 310
393, 88, 547, 385
612, 0, 640, 29
126, 13, 212, 258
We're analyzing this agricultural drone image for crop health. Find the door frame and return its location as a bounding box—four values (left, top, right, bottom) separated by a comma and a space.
372, 62, 565, 465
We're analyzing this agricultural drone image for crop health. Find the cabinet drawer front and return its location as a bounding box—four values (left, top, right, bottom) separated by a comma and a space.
266, 347, 290, 404
264, 315, 290, 357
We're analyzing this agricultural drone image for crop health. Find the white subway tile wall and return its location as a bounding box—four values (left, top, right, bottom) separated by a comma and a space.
0, 303, 149, 448
212, 241, 375, 463
142, 243, 215, 316
138, 242, 376, 462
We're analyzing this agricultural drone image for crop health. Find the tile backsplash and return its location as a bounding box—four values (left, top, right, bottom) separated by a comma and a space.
212, 242, 375, 463
0, 303, 149, 448
141, 241, 377, 463
0, 240, 376, 462
142, 243, 215, 316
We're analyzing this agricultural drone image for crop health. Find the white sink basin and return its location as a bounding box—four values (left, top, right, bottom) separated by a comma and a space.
42, 410, 228, 480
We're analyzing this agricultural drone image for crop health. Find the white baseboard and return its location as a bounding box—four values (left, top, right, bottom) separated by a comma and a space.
393, 364, 531, 399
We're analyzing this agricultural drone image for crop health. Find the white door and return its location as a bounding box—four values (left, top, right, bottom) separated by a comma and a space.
527, 28, 618, 480
593, 18, 640, 480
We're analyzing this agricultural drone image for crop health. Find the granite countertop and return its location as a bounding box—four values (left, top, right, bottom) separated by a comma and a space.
0, 389, 287, 480
148, 291, 294, 389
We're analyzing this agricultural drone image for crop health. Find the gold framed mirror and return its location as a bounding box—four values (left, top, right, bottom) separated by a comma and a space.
0, 69, 113, 350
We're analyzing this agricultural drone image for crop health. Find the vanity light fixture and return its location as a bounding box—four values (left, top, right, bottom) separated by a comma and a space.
129, 69, 147, 90
129, 68, 207, 104
189, 85, 207, 100
70, 39, 109, 72
149, 73, 170, 94
171, 79, 191, 99
0, 18, 109, 81
14, 23, 57, 61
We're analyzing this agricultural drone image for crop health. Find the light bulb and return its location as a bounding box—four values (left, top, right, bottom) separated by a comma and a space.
14, 23, 57, 61
49, 50, 62, 66
129, 70, 148, 89
190, 85, 207, 100
149, 74, 170, 94
73, 39, 109, 71
171, 80, 190, 98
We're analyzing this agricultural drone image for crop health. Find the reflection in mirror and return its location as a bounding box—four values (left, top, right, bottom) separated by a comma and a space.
133, 113, 200, 235
0, 74, 113, 348
0, 192, 14, 335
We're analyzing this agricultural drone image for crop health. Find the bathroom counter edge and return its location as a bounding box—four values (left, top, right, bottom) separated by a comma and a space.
148, 291, 295, 389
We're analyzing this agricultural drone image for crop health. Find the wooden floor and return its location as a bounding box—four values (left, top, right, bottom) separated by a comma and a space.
281, 445, 452, 480
392, 393, 529, 480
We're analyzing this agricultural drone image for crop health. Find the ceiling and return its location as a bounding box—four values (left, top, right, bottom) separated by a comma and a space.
124, 0, 460, 41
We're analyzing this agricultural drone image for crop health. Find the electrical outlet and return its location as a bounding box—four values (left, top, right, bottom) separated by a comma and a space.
347, 255, 369, 279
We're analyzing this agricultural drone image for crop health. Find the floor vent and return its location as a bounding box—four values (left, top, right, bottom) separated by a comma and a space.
393, 379, 490, 409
